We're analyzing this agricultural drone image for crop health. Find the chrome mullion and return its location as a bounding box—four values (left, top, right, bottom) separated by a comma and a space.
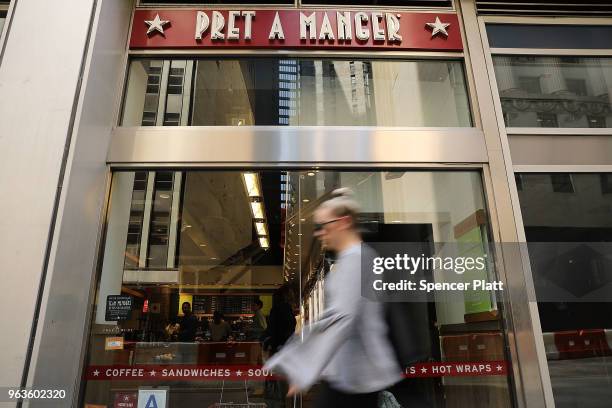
474, 5, 556, 406
107, 126, 489, 164
139, 171, 156, 268
181, 61, 194, 126
166, 171, 182, 268
155, 61, 170, 126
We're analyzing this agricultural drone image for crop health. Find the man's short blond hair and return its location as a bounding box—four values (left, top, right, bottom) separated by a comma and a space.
318, 188, 360, 220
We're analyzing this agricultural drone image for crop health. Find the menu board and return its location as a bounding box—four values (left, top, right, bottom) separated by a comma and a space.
105, 295, 133, 321
192, 295, 256, 315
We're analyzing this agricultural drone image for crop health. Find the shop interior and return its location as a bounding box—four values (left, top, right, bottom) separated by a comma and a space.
84, 170, 513, 407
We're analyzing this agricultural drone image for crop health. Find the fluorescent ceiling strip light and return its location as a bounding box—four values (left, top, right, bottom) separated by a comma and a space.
243, 172, 261, 197
250, 201, 264, 219
255, 221, 267, 236
259, 237, 269, 249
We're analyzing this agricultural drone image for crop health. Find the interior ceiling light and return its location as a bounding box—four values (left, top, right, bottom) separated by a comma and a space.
259, 237, 270, 249
243, 172, 261, 197
159, 193, 170, 199
255, 221, 267, 236
307, 172, 315, 176
242, 172, 271, 252
251, 201, 264, 219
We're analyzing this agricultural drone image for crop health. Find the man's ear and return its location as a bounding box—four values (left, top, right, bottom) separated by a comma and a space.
340, 216, 353, 230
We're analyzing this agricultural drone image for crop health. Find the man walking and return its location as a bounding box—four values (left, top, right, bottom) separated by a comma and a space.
264, 188, 402, 407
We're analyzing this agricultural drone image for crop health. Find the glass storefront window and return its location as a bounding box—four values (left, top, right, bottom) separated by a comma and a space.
492, 56, 612, 128
517, 173, 612, 407
121, 58, 472, 127
82, 169, 513, 407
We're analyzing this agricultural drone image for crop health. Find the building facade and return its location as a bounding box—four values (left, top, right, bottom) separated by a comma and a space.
1, 0, 611, 407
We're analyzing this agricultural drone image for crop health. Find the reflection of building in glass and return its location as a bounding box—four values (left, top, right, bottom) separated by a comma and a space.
278, 60, 298, 125
126, 59, 471, 127
297, 60, 374, 125
494, 56, 612, 128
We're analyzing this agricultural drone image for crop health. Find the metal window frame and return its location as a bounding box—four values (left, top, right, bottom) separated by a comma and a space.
478, 14, 557, 407
458, 0, 561, 406
482, 15, 612, 25
484, 17, 612, 137
514, 165, 612, 173
507, 128, 612, 136
134, 0, 457, 11
476, 9, 612, 408
490, 48, 612, 56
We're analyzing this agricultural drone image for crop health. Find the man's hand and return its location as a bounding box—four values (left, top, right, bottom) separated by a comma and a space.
287, 384, 300, 397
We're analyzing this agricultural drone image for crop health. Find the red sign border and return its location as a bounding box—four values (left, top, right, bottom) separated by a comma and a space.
129, 9, 463, 51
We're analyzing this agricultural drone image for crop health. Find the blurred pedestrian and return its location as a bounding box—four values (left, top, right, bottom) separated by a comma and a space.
264, 188, 402, 408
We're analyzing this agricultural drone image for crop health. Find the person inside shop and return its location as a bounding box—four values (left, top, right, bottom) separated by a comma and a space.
178, 301, 199, 342
210, 310, 232, 342
249, 298, 268, 341
263, 286, 296, 356
264, 188, 402, 408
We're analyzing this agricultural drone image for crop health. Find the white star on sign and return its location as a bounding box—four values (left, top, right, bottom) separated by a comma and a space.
149, 370, 157, 376
426, 16, 450, 38
421, 367, 428, 374
236, 370, 242, 376
145, 14, 170, 36
496, 365, 503, 372
93, 370, 100, 376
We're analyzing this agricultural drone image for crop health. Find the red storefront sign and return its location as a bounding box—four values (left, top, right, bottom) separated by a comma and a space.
130, 9, 462, 51
86, 361, 507, 381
